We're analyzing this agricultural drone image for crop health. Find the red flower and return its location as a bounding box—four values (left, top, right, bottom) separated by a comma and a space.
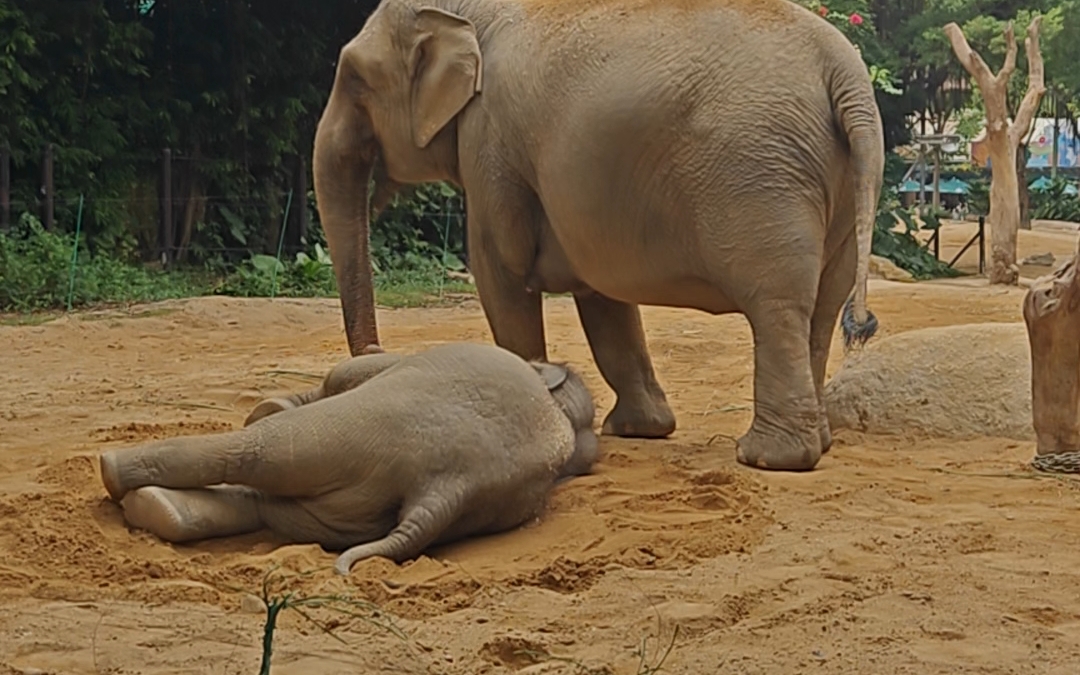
818, 5, 828, 16
849, 12, 864, 25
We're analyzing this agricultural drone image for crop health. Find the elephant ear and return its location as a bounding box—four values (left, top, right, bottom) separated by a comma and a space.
532, 362, 569, 391
409, 7, 483, 149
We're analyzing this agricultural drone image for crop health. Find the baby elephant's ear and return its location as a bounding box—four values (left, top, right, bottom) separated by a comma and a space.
531, 362, 568, 391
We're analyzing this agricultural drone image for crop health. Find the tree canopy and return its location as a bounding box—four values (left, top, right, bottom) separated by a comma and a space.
0, 0, 1077, 292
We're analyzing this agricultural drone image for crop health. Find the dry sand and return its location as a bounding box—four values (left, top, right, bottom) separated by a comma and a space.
1, 224, 1079, 674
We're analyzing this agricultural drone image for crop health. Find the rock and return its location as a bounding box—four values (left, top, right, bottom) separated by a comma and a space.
1021, 251, 1056, 266
919, 617, 967, 641
446, 270, 475, 284
240, 593, 267, 614
824, 323, 1034, 440
869, 255, 915, 282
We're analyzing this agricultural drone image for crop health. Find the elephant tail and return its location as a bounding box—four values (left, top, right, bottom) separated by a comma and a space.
828, 55, 885, 349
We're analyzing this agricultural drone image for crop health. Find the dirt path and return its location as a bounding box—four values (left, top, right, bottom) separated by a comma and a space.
2, 273, 1079, 674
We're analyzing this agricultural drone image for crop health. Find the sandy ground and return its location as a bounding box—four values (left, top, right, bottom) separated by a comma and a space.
2, 225, 1080, 674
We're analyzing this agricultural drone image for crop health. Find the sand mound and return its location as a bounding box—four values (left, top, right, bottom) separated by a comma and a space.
824, 322, 1034, 440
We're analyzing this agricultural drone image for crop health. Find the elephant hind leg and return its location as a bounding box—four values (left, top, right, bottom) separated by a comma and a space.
810, 229, 858, 454
119, 485, 263, 543
333, 488, 465, 574
735, 249, 823, 471
100, 431, 253, 502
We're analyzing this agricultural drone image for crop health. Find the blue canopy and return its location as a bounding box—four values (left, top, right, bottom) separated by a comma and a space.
1029, 176, 1078, 195
898, 177, 970, 195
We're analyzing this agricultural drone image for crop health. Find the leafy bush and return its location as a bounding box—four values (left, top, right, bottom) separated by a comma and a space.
0, 214, 201, 312
966, 177, 990, 217
1030, 176, 1080, 222
371, 182, 467, 275
215, 243, 338, 298
872, 186, 963, 280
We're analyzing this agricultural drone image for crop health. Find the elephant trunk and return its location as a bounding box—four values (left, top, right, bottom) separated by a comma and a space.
313, 90, 389, 357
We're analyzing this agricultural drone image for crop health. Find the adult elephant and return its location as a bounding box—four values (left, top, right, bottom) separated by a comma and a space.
312, 0, 885, 472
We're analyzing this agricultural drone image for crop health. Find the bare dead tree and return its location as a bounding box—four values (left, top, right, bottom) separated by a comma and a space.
944, 16, 1046, 285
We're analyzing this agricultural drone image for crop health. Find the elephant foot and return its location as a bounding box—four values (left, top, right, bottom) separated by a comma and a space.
119, 486, 206, 543
819, 408, 833, 454
119, 486, 263, 543
244, 396, 299, 427
99, 450, 129, 502
601, 394, 676, 438
736, 416, 822, 472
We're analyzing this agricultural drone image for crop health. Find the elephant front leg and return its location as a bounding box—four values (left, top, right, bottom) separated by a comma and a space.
737, 299, 823, 471
469, 238, 547, 363
119, 485, 264, 543
244, 352, 403, 427
574, 292, 676, 438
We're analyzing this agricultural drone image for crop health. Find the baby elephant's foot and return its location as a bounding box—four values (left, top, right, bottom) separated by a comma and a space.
99, 450, 130, 502
119, 486, 262, 543
601, 393, 676, 438
736, 416, 822, 472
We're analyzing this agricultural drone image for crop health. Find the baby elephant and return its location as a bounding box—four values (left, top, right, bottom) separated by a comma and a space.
98, 343, 599, 575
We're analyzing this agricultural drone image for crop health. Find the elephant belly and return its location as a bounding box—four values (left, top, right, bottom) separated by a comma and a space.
536, 201, 742, 312
259, 490, 399, 550
526, 226, 591, 295
530, 196, 739, 310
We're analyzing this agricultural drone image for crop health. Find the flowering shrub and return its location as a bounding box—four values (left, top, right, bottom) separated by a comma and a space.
799, 0, 901, 95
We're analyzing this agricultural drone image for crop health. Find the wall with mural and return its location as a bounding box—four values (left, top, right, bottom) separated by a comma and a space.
971, 118, 1080, 169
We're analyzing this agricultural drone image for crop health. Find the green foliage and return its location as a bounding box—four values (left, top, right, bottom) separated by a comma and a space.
2, 0, 1077, 314
0, 214, 200, 312
371, 182, 467, 275
872, 184, 964, 280
799, 0, 903, 96
1030, 176, 1080, 221
966, 176, 991, 215
214, 243, 337, 298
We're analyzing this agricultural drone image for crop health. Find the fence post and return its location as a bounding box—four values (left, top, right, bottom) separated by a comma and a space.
160, 148, 173, 266
294, 153, 309, 249
0, 146, 9, 231
41, 143, 54, 230
978, 215, 986, 275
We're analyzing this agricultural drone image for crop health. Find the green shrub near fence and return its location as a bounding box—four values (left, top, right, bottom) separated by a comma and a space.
0, 213, 202, 312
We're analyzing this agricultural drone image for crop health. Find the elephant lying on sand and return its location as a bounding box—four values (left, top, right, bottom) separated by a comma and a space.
98, 343, 599, 575
312, 0, 886, 473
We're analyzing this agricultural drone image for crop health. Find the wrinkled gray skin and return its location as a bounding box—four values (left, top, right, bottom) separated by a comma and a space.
312, 0, 885, 473
98, 343, 599, 575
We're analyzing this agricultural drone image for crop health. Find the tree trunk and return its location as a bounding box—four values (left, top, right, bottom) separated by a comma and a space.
986, 129, 1021, 283
1016, 142, 1031, 230
945, 16, 1046, 285
1022, 248, 1080, 467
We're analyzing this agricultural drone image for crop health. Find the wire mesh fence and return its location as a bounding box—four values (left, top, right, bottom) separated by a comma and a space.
0, 185, 471, 314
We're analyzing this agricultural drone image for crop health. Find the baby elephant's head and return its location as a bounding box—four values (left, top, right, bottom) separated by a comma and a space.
531, 361, 599, 478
